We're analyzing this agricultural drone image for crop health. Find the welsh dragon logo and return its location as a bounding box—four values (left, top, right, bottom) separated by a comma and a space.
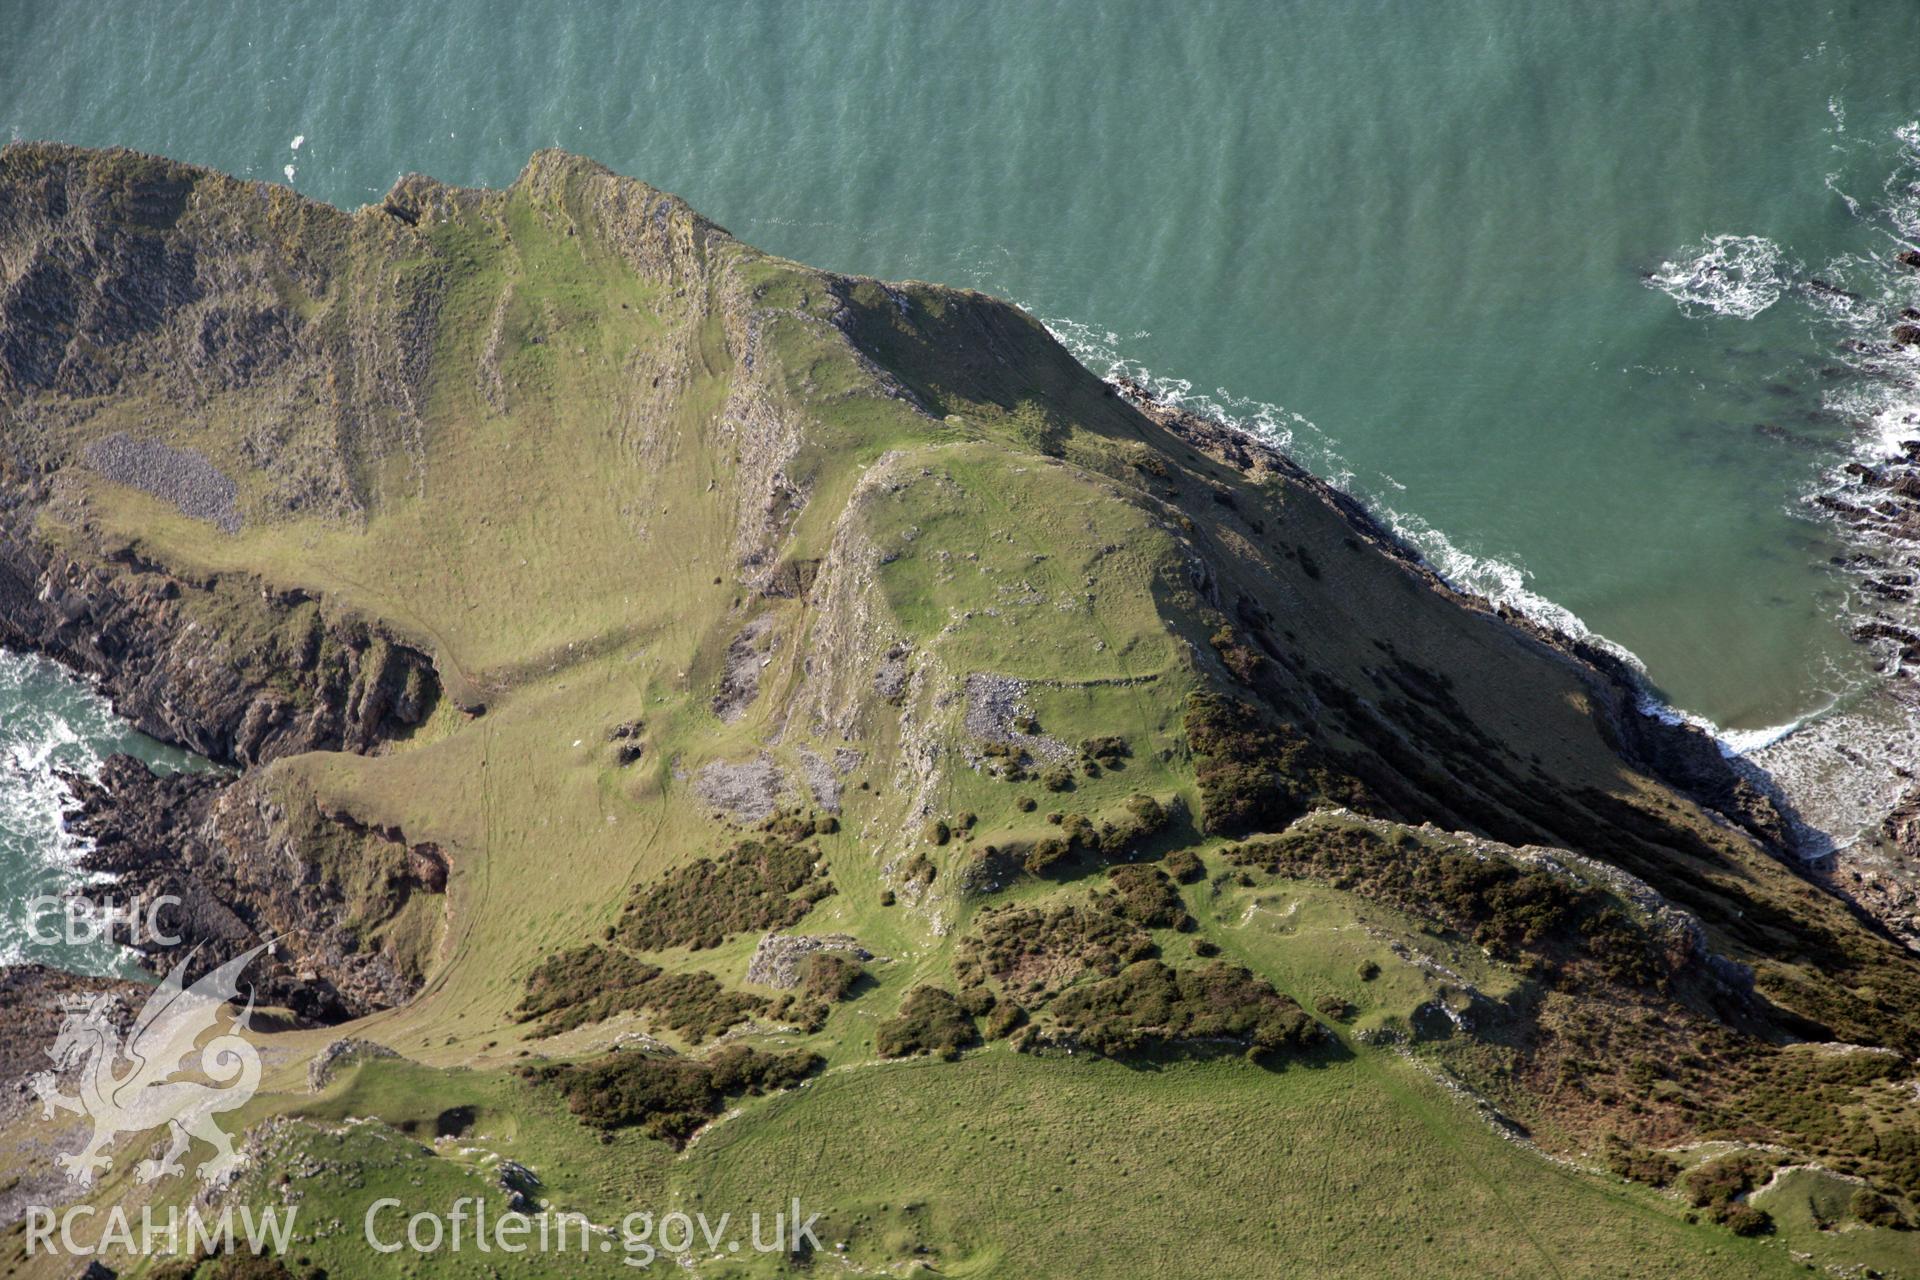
31, 943, 269, 1186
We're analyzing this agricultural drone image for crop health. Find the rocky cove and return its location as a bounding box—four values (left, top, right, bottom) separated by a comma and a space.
0, 481, 451, 1021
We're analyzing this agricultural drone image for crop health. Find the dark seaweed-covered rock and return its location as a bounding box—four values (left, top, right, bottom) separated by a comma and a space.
61, 755, 445, 1022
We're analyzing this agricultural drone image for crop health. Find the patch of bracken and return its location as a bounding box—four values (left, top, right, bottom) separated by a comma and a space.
514, 945, 763, 1042
617, 814, 835, 951
524, 1045, 822, 1146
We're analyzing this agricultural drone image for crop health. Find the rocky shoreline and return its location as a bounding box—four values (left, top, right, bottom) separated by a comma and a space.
1785, 262, 1920, 949
0, 489, 439, 767
0, 483, 451, 1024
1114, 378, 1797, 855
1121, 373, 1920, 952
57, 755, 447, 1022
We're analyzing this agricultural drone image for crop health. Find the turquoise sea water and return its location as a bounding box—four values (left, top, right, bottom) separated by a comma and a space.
0, 651, 203, 972
4, 2, 1920, 923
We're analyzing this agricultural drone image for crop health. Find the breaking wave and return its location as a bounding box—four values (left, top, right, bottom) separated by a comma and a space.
1646, 234, 1793, 320
0, 649, 201, 968
1039, 313, 1656, 701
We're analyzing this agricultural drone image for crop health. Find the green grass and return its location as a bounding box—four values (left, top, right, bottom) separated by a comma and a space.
135, 1041, 1825, 1280
8, 145, 1920, 1279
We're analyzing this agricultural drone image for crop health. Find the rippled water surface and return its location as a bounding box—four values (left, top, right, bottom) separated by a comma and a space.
0, 652, 205, 972
5, 1, 1920, 854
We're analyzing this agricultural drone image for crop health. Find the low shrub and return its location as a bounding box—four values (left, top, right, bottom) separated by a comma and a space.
1683, 1153, 1774, 1230
618, 821, 833, 951
876, 986, 980, 1060
797, 951, 864, 1002
515, 946, 762, 1041
901, 853, 938, 892
1603, 1139, 1680, 1187
1186, 693, 1364, 837
1210, 625, 1268, 685
1852, 1188, 1910, 1230
1017, 795, 1172, 877
1162, 848, 1205, 884
1048, 959, 1320, 1061
1081, 736, 1131, 767
1313, 994, 1354, 1021
526, 1045, 821, 1146
958, 904, 1156, 999
984, 1000, 1028, 1039
1102, 864, 1196, 931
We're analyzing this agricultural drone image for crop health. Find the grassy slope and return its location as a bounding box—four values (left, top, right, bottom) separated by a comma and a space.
190, 861, 1819, 1280
235, 1049, 1793, 1280
1, 145, 1917, 1277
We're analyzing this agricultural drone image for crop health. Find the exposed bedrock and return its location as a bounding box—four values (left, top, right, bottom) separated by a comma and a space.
61, 754, 447, 1023
0, 496, 437, 768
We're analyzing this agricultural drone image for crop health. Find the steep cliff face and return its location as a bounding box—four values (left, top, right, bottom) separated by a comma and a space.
0, 146, 456, 521
2, 148, 1919, 1264
61, 757, 445, 1020
0, 496, 437, 766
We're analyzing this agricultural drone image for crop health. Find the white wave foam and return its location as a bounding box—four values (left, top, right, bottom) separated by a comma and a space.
1744, 693, 1920, 857
0, 649, 217, 968
1827, 375, 1920, 463
1647, 234, 1791, 320
1038, 312, 1346, 478
1038, 307, 1638, 660
290, 134, 305, 150
1380, 508, 1631, 656
1035, 301, 1893, 846
1719, 717, 1814, 756
1825, 172, 1862, 218
0, 657, 108, 873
